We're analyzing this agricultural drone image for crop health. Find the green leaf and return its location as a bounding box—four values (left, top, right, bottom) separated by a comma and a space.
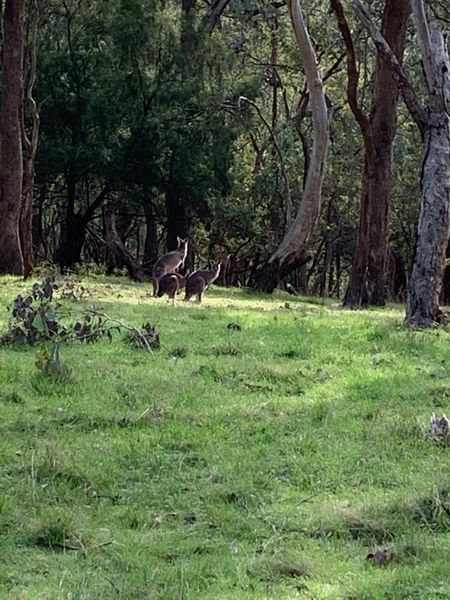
32, 313, 46, 334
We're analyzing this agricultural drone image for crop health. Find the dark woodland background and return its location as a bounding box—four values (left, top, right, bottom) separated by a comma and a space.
0, 0, 450, 325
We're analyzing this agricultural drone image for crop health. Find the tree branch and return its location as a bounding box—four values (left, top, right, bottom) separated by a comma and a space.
239, 96, 293, 224
411, 0, 446, 98
330, 0, 374, 162
204, 0, 231, 32
81, 185, 110, 228
352, 0, 427, 135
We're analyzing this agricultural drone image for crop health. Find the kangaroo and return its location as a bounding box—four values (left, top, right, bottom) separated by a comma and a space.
157, 273, 186, 305
184, 264, 221, 304
152, 237, 188, 297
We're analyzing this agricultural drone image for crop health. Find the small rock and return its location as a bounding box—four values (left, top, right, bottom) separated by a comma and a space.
184, 514, 197, 525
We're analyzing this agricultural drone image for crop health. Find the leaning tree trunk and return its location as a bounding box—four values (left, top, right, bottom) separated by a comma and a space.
204, 0, 231, 32
254, 0, 329, 292
104, 201, 147, 282
0, 0, 24, 274
406, 2, 450, 327
338, 0, 410, 307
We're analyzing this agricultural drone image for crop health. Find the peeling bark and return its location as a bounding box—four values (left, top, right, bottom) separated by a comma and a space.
406, 2, 450, 327
104, 202, 147, 282
353, 0, 450, 327
341, 0, 411, 307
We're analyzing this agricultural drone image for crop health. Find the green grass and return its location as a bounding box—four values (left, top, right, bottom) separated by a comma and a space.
1, 275, 450, 599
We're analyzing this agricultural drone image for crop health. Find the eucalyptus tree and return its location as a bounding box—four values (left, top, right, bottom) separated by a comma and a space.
21, 0, 40, 278
354, 0, 450, 327
406, 1, 450, 326
331, 0, 410, 307
254, 0, 330, 292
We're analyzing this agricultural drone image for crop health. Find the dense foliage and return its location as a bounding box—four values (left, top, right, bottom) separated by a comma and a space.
2, 0, 441, 301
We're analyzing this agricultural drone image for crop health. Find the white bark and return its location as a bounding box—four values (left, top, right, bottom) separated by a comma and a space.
268, 0, 329, 266
406, 3, 450, 327
353, 0, 450, 327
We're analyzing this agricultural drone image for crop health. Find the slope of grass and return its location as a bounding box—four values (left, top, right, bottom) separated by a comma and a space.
0, 275, 450, 599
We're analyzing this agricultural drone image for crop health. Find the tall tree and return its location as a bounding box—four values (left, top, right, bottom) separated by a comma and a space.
406, 1, 450, 326
331, 0, 410, 307
0, 0, 24, 274
353, 0, 450, 327
255, 0, 330, 292
20, 0, 40, 278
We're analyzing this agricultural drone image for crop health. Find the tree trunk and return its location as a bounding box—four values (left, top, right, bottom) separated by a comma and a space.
104, 202, 147, 282
0, 0, 24, 274
58, 215, 85, 269
337, 0, 410, 307
407, 122, 450, 326
19, 0, 39, 279
353, 0, 450, 326
20, 150, 35, 278
165, 189, 193, 272
32, 187, 45, 260
58, 170, 80, 268
405, 3, 450, 327
142, 199, 158, 275
58, 182, 109, 269
254, 0, 329, 292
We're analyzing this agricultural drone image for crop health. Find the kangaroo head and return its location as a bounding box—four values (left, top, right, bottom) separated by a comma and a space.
177, 237, 188, 251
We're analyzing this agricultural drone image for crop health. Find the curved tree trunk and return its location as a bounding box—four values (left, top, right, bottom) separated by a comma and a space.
0, 0, 24, 274
338, 0, 410, 307
254, 0, 329, 292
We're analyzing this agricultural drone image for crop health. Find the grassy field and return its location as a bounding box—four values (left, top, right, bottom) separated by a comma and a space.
0, 275, 450, 600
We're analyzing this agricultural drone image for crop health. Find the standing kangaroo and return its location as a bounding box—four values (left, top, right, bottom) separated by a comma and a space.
184, 264, 221, 303
157, 273, 186, 305
152, 237, 188, 297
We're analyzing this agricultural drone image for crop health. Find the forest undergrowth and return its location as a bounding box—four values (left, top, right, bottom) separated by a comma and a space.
0, 275, 449, 600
